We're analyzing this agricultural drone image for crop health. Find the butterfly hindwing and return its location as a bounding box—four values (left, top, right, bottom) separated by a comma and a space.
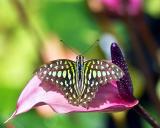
36, 59, 79, 104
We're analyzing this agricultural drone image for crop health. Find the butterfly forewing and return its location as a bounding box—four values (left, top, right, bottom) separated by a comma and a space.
36, 59, 79, 105
84, 59, 124, 84
80, 59, 124, 106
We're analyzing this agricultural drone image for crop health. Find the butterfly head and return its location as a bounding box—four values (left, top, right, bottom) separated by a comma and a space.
76, 55, 84, 62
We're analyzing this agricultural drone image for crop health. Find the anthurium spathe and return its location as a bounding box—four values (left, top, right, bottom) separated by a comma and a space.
5, 43, 138, 123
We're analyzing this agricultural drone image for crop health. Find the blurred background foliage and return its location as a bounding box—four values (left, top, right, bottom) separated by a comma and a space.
0, 0, 159, 128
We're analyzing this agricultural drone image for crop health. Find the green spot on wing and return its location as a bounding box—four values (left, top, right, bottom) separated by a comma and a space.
93, 70, 96, 78
97, 71, 101, 77
52, 71, 56, 76
63, 70, 67, 78
57, 71, 62, 77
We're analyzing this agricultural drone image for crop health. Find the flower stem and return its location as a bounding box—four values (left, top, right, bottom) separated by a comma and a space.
124, 16, 160, 115
134, 104, 160, 128
135, 14, 159, 64
11, 0, 45, 62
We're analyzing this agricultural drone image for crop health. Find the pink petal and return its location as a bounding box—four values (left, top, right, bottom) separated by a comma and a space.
128, 0, 142, 16
101, 0, 142, 16
102, 0, 122, 14
7, 74, 138, 121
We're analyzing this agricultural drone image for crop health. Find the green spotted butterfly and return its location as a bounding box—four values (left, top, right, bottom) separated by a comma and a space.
36, 55, 124, 107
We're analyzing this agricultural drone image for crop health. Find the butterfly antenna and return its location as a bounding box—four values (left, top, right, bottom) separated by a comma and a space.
60, 40, 78, 55
81, 39, 99, 56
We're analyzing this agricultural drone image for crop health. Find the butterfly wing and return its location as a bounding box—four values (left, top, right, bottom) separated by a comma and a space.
79, 59, 124, 106
36, 59, 79, 105
84, 59, 124, 85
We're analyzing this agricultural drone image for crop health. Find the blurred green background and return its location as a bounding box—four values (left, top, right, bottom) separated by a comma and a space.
0, 0, 160, 128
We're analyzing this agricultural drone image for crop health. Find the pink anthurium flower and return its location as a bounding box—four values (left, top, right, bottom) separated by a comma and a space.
5, 43, 138, 123
101, 0, 143, 16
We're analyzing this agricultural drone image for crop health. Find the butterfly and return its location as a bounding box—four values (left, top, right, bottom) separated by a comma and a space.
36, 55, 124, 107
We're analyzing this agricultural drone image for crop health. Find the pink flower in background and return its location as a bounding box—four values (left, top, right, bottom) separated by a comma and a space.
101, 0, 143, 16
5, 43, 138, 123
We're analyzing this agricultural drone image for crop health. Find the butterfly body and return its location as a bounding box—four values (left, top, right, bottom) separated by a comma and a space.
76, 55, 85, 97
36, 55, 124, 107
